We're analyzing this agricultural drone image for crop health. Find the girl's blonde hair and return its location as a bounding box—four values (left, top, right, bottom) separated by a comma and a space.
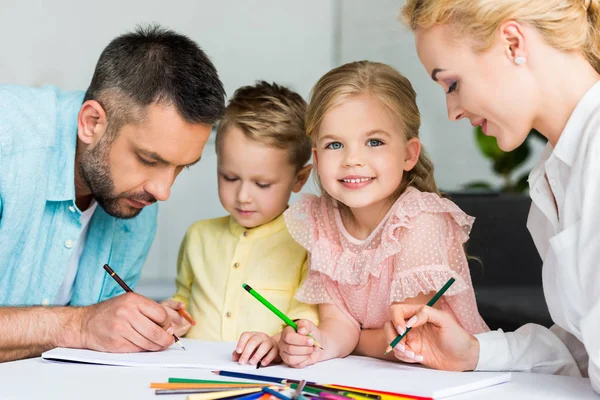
307, 61, 439, 202
402, 0, 600, 73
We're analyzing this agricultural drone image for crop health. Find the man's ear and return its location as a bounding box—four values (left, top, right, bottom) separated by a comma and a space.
292, 164, 313, 193
78, 100, 108, 145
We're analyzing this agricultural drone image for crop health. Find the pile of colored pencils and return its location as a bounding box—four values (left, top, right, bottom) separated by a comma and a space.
149, 370, 432, 400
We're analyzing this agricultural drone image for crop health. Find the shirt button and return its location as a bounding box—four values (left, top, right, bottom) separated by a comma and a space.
233, 262, 240, 269
225, 312, 232, 318
41, 298, 50, 306
243, 231, 248, 237
65, 239, 74, 249
68, 205, 76, 213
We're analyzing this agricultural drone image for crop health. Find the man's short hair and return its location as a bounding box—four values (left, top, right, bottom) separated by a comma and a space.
84, 24, 226, 135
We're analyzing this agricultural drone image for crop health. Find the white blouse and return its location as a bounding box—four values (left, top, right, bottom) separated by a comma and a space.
474, 80, 600, 394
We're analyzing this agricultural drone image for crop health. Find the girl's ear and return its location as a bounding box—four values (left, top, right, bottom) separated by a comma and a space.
404, 138, 421, 171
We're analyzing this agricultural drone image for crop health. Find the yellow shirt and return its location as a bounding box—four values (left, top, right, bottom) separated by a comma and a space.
173, 213, 318, 341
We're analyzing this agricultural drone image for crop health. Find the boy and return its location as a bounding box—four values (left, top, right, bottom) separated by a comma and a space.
163, 81, 318, 367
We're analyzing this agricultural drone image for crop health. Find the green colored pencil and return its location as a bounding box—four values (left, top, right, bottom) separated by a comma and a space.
384, 277, 456, 355
168, 378, 262, 385
242, 283, 323, 349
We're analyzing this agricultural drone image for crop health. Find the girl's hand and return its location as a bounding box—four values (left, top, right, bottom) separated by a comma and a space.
385, 303, 480, 371
279, 319, 322, 368
160, 299, 192, 337
232, 332, 280, 367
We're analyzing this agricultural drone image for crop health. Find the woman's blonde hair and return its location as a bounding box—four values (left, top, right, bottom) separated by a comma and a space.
402, 0, 600, 73
307, 61, 439, 202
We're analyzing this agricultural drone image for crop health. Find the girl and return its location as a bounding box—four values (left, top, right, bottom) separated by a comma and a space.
279, 61, 488, 368
388, 0, 600, 393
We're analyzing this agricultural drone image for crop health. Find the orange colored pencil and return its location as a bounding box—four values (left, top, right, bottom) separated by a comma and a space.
178, 307, 196, 325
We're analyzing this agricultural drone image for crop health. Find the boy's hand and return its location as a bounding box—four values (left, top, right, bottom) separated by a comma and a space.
232, 332, 280, 367
160, 299, 192, 337
279, 319, 322, 368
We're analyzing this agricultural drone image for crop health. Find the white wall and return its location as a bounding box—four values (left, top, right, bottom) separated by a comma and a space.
0, 0, 333, 293
1, 1, 543, 297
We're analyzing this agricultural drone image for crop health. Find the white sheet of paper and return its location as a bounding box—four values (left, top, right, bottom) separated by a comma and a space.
42, 339, 511, 399
42, 339, 255, 370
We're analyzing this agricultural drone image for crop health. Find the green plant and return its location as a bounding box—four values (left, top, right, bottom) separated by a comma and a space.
465, 127, 546, 193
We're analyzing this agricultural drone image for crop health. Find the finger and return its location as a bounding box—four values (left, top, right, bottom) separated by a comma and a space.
283, 354, 312, 367
114, 335, 146, 353
236, 332, 253, 354
232, 349, 241, 362
384, 321, 401, 347
389, 303, 421, 335
120, 323, 165, 352
392, 346, 421, 364
259, 345, 279, 367
280, 344, 314, 357
249, 340, 275, 365
161, 299, 181, 309
239, 335, 265, 364
129, 311, 174, 350
405, 305, 455, 330
295, 320, 313, 336
282, 330, 314, 347
134, 294, 172, 329
163, 306, 187, 327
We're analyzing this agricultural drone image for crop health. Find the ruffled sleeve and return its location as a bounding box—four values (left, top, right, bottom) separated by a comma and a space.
285, 195, 338, 306
389, 211, 472, 302
387, 192, 488, 334
284, 194, 320, 252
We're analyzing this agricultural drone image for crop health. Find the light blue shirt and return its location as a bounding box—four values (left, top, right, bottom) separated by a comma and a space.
0, 84, 158, 306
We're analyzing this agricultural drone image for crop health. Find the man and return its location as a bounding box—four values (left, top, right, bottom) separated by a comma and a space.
0, 25, 225, 361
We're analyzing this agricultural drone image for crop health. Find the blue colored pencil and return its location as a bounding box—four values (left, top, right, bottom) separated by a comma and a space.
262, 387, 292, 400
212, 370, 316, 386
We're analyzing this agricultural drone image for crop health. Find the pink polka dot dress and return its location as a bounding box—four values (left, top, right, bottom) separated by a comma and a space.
283, 187, 489, 334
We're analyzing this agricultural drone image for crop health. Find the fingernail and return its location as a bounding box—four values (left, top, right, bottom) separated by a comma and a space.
406, 316, 417, 328
396, 326, 405, 335
405, 350, 415, 359
236, 348, 242, 354
397, 343, 405, 352
308, 339, 314, 346
415, 355, 424, 362
167, 327, 174, 335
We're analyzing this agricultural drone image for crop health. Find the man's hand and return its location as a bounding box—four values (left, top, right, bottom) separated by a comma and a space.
79, 292, 174, 352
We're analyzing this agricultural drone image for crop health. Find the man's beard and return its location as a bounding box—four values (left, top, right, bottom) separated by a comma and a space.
79, 134, 156, 219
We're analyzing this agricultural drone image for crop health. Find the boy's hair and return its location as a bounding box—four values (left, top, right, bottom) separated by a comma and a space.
215, 81, 311, 171
307, 60, 439, 197
84, 24, 226, 140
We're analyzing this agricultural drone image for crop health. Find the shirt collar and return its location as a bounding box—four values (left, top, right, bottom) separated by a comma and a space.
46, 90, 85, 202
553, 80, 600, 167
227, 212, 287, 239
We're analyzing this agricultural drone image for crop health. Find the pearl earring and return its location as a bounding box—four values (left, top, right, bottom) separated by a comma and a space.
514, 56, 526, 65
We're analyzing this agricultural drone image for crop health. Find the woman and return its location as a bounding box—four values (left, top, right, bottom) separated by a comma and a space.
385, 0, 600, 393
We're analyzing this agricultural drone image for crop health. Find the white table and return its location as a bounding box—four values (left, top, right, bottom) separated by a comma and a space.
0, 357, 596, 400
